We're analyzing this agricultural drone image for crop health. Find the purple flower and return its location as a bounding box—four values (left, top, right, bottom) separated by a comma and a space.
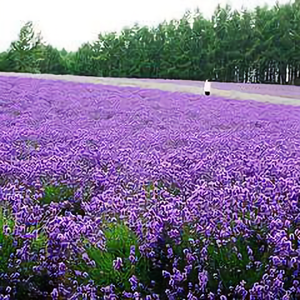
129, 275, 138, 291
74, 270, 82, 277
112, 257, 123, 270
129, 254, 136, 264
3, 225, 11, 236
58, 262, 66, 274
123, 292, 133, 298
167, 247, 174, 258
162, 270, 171, 278
247, 246, 253, 256
272, 256, 281, 266
130, 245, 135, 256
82, 252, 89, 262
282, 293, 290, 300
198, 270, 208, 292
51, 288, 58, 300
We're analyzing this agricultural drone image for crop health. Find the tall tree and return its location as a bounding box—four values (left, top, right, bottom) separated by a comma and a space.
6, 21, 43, 73
0, 52, 8, 71
39, 45, 67, 74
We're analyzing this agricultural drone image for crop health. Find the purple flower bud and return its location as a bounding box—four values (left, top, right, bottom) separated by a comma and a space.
247, 246, 253, 256
167, 248, 174, 258
129, 254, 136, 264
3, 225, 11, 236
130, 245, 135, 256
208, 292, 215, 300
282, 293, 290, 300
89, 260, 96, 268
82, 252, 89, 262
129, 275, 138, 291
272, 256, 281, 266
58, 262, 66, 274
51, 288, 58, 300
162, 270, 170, 278
123, 292, 133, 298
112, 257, 123, 270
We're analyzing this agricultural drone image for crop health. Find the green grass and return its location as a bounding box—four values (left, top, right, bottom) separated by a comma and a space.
77, 222, 150, 292
0, 208, 15, 272
41, 184, 75, 205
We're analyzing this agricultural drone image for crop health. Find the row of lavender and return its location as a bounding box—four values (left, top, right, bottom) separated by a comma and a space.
140, 79, 300, 99
0, 76, 299, 300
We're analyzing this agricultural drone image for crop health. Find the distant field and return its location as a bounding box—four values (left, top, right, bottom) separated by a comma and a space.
1, 72, 300, 105
141, 78, 300, 99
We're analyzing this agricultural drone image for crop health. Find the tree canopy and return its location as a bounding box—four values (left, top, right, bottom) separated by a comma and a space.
0, 1, 300, 85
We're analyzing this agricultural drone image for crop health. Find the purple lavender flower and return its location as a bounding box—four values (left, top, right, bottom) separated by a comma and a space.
167, 247, 174, 259
130, 245, 135, 256
3, 225, 11, 236
129, 275, 138, 291
122, 292, 133, 298
51, 288, 59, 300
162, 270, 171, 278
112, 257, 123, 270
272, 256, 281, 266
58, 262, 66, 275
198, 270, 208, 292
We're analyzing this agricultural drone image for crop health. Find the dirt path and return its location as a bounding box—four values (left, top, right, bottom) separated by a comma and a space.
1, 72, 300, 106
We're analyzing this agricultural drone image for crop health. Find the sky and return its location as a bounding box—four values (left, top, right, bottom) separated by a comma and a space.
0, 0, 291, 52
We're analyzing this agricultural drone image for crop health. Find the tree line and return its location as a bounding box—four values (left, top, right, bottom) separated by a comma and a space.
0, 1, 300, 85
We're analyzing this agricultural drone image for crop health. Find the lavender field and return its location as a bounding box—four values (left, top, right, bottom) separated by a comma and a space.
0, 75, 299, 300
140, 79, 300, 100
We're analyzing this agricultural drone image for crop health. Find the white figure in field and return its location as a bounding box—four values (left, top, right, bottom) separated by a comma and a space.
204, 80, 211, 96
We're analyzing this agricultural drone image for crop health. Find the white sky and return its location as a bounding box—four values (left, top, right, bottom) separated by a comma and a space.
0, 0, 290, 52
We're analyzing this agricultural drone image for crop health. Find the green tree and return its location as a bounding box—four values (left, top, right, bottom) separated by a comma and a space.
71, 43, 97, 76
39, 45, 67, 74
6, 21, 43, 73
0, 52, 8, 71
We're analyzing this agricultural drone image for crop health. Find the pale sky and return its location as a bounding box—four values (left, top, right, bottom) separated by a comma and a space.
0, 0, 290, 52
